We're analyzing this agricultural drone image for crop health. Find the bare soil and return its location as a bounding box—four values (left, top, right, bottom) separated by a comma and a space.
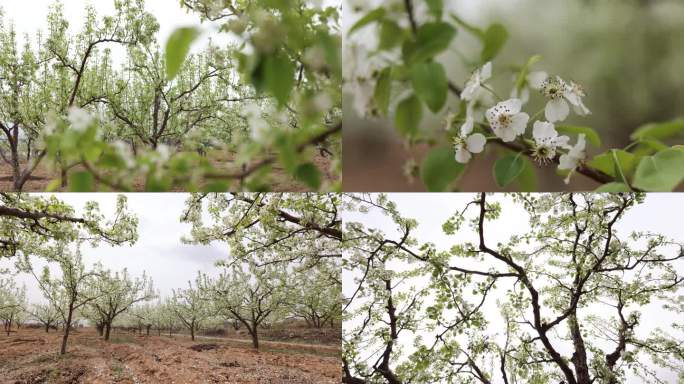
0, 150, 336, 192
0, 328, 341, 384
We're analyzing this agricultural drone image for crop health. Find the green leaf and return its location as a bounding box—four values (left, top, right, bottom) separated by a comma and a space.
410, 62, 448, 113
294, 163, 322, 190
403, 22, 456, 64
516, 157, 537, 192
263, 54, 295, 107
632, 148, 684, 191
349, 7, 386, 35
589, 150, 638, 179
450, 14, 484, 38
204, 181, 231, 192
425, 0, 444, 19
630, 118, 684, 141
515, 55, 542, 93
45, 179, 62, 192
595, 182, 631, 192
395, 94, 422, 137
69, 171, 94, 192
420, 146, 465, 191
165, 27, 200, 80
493, 153, 524, 187
480, 23, 508, 63
374, 68, 392, 116
556, 125, 602, 148
378, 21, 404, 50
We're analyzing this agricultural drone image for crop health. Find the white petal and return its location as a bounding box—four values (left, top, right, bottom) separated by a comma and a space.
455, 146, 472, 163
558, 154, 577, 170
494, 126, 517, 142
498, 98, 523, 114
575, 134, 586, 152
460, 116, 474, 136
461, 80, 477, 101
532, 120, 556, 141
510, 112, 529, 135
545, 99, 569, 123
485, 106, 497, 125
466, 133, 486, 154
573, 101, 591, 116
528, 71, 548, 90
480, 62, 492, 81
554, 135, 571, 148
563, 89, 581, 107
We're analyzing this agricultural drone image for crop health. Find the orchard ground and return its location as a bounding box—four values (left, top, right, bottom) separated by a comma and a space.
0, 324, 341, 384
0, 150, 336, 192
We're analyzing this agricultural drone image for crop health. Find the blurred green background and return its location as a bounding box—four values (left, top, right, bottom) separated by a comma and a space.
343, 0, 684, 191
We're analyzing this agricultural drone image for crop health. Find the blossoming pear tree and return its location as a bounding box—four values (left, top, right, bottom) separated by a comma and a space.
169, 275, 212, 341
0, 1, 158, 190
181, 192, 342, 270
0, 193, 138, 259
345, 0, 684, 191
0, 278, 26, 336
28, 302, 62, 333
1, 0, 341, 192
16, 242, 101, 354
342, 193, 684, 384
198, 262, 289, 349
87, 267, 156, 341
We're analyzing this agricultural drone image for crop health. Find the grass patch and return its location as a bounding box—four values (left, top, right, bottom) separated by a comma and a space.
110, 335, 139, 345
111, 363, 124, 376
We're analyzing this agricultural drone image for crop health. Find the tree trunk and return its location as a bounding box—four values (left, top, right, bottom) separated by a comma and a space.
61, 307, 74, 355
146, 324, 151, 336
104, 322, 112, 341
249, 326, 259, 349
190, 326, 195, 341
45, 324, 50, 333
569, 314, 591, 384
96, 322, 104, 336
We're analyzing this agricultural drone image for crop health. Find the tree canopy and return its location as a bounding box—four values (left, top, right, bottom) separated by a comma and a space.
342, 193, 684, 384
1, 0, 341, 191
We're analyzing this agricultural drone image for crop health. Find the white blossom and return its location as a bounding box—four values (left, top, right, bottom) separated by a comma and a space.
538, 75, 590, 122
559, 134, 587, 183
531, 121, 569, 163
485, 98, 529, 142
461, 62, 492, 101
453, 117, 486, 164
564, 81, 591, 116
67, 107, 93, 132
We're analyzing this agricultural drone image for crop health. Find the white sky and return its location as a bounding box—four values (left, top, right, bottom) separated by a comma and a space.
1, 193, 226, 303
0, 0, 229, 62
343, 193, 684, 383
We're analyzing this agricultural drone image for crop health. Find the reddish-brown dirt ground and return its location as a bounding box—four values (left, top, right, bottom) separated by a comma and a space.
0, 327, 341, 384
0, 150, 336, 192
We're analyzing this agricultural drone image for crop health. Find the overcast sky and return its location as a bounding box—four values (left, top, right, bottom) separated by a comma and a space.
1, 193, 226, 303
0, 0, 229, 62
343, 193, 684, 383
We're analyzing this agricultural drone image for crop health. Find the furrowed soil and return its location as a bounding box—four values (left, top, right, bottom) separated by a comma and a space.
0, 328, 341, 384
0, 150, 336, 192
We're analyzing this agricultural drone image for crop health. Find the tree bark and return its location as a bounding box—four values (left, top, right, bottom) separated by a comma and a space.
104, 322, 112, 341
569, 314, 591, 384
61, 306, 74, 355
250, 329, 259, 349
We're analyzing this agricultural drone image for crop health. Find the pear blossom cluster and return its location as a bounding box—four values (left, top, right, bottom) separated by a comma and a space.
451, 62, 591, 182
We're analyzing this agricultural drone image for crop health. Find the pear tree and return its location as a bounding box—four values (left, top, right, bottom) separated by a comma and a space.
342, 193, 684, 384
